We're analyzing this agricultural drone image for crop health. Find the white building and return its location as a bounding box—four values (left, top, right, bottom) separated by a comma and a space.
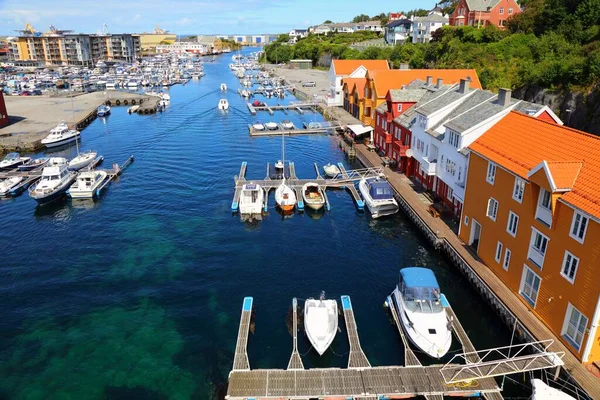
385, 18, 413, 45
412, 9, 449, 43
156, 41, 208, 54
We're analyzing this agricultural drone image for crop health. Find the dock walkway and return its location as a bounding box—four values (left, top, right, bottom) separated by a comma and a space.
341, 296, 371, 369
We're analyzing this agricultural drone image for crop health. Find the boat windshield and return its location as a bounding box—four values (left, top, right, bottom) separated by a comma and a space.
402, 284, 443, 313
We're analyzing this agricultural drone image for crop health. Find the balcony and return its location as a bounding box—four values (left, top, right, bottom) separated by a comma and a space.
527, 247, 545, 269
384, 132, 393, 144
396, 144, 410, 157
421, 156, 437, 175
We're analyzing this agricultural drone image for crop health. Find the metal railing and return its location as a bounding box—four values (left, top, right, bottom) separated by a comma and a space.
327, 166, 384, 184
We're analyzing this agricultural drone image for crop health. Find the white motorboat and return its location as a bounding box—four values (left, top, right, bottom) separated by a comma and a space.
97, 104, 111, 117
281, 120, 294, 130
128, 105, 140, 114
68, 170, 108, 198
390, 267, 452, 358
41, 122, 80, 148
358, 177, 399, 218
68, 150, 97, 171
28, 164, 77, 204
218, 99, 229, 111
240, 89, 251, 98
160, 93, 171, 101
18, 157, 49, 171
220, 83, 227, 91
252, 122, 265, 131
323, 163, 341, 178
531, 378, 576, 400
302, 182, 326, 211
0, 177, 24, 197
265, 122, 278, 130
304, 292, 338, 355
238, 182, 264, 215
0, 152, 31, 171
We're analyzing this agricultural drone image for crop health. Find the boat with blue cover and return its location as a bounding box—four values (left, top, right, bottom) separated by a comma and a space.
358, 177, 399, 218
97, 104, 111, 117
389, 267, 452, 358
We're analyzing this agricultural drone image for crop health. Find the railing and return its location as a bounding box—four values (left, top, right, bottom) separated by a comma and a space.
421, 156, 437, 175
327, 167, 384, 184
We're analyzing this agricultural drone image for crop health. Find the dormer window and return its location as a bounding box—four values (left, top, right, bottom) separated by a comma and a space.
535, 188, 552, 227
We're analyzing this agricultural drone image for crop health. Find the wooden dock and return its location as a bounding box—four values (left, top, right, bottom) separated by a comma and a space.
233, 297, 253, 371
341, 296, 371, 369
248, 126, 341, 137
247, 102, 319, 115
386, 294, 421, 367
286, 298, 304, 370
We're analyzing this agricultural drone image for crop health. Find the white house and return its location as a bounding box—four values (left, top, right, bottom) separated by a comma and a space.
327, 59, 390, 106
412, 8, 449, 43
289, 29, 308, 38
385, 18, 413, 45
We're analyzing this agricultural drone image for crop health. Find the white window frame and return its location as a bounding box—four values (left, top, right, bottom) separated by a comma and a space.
503, 248, 511, 271
560, 251, 579, 284
539, 188, 551, 210
506, 211, 519, 238
562, 303, 588, 351
487, 198, 499, 221
528, 228, 549, 269
513, 177, 525, 203
486, 162, 496, 185
519, 265, 541, 308
508, 7, 514, 14
499, 7, 504, 14
397, 104, 403, 112
569, 211, 589, 244
495, 241, 504, 263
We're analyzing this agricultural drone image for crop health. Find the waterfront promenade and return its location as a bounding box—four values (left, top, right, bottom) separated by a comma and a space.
352, 142, 600, 399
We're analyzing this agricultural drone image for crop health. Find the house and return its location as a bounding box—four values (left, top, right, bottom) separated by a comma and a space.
288, 29, 308, 44
356, 20, 384, 33
449, 0, 522, 29
385, 18, 413, 45
412, 8, 449, 43
388, 12, 407, 22
327, 59, 390, 107
310, 21, 384, 35
459, 111, 600, 363
342, 78, 368, 120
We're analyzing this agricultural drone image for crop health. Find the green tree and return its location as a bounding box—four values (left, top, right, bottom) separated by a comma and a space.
323, 20, 333, 24
352, 14, 370, 23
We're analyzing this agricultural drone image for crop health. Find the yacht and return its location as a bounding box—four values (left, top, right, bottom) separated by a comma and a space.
323, 163, 340, 178
18, 157, 49, 172
68, 150, 98, 171
41, 123, 81, 148
29, 164, 77, 204
68, 170, 108, 198
302, 182, 326, 211
304, 292, 338, 355
218, 99, 229, 111
0, 177, 24, 197
97, 104, 111, 117
390, 267, 452, 358
531, 378, 576, 400
238, 183, 264, 216
358, 177, 399, 218
0, 152, 31, 171
281, 120, 294, 130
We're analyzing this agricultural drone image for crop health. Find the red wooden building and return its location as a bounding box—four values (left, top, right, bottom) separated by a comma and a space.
449, 0, 521, 29
0, 92, 8, 128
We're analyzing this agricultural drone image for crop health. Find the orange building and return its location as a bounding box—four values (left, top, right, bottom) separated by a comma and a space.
361, 69, 482, 127
459, 112, 600, 363
342, 78, 367, 120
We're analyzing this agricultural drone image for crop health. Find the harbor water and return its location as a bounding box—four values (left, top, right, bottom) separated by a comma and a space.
0, 48, 528, 399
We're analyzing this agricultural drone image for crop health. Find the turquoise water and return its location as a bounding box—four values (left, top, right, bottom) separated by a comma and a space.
0, 48, 528, 399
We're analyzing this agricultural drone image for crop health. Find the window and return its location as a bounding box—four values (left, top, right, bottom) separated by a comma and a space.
503, 248, 511, 271
495, 242, 504, 263
508, 7, 514, 14
464, 215, 469, 226
570, 212, 589, 244
499, 20, 505, 27
513, 178, 525, 202
445, 159, 456, 176
561, 251, 579, 283
486, 162, 496, 184
487, 198, 499, 221
539, 189, 551, 210
448, 130, 460, 148
397, 104, 403, 112
377, 115, 380, 126
562, 304, 588, 350
520, 266, 541, 307
528, 228, 549, 268
447, 187, 454, 201
499, 7, 504, 14
507, 211, 519, 237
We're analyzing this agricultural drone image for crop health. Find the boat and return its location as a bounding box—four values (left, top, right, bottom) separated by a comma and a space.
28, 164, 77, 204
252, 100, 265, 107
218, 99, 229, 111
252, 122, 265, 131
302, 182, 326, 211
128, 105, 140, 114
240, 89, 251, 98
97, 104, 111, 117
358, 177, 399, 218
323, 163, 341, 178
0, 177, 24, 197
265, 122, 278, 130
390, 267, 452, 358
17, 157, 49, 171
307, 122, 322, 129
275, 179, 296, 212
68, 150, 97, 171
281, 120, 294, 130
304, 292, 338, 355
68, 170, 108, 198
41, 123, 81, 148
531, 378, 577, 400
238, 182, 264, 216
0, 152, 31, 171
220, 83, 227, 91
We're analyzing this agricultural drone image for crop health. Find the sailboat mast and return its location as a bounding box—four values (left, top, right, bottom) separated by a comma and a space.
281, 130, 285, 182
69, 78, 80, 155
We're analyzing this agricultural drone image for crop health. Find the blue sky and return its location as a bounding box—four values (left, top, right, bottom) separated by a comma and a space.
0, 0, 438, 35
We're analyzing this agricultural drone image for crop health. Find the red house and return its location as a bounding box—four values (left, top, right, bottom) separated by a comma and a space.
449, 0, 521, 29
0, 92, 8, 128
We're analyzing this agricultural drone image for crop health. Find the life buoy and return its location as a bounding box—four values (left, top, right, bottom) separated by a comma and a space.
131, 99, 136, 105
116, 100, 121, 106
123, 100, 128, 105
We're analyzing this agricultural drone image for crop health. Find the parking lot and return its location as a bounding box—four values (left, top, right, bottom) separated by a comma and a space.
266, 65, 331, 101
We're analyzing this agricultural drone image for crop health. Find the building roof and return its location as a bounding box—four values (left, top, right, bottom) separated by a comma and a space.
332, 59, 390, 76
343, 77, 367, 98
197, 35, 218, 44
387, 19, 413, 28
465, 0, 501, 11
388, 87, 428, 103
415, 83, 474, 116
395, 83, 454, 128
413, 13, 449, 23
469, 112, 600, 219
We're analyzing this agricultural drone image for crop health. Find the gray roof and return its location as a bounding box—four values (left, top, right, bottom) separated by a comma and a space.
197, 35, 217, 44
376, 102, 387, 112
413, 14, 448, 23
415, 84, 473, 117
389, 88, 428, 102
465, 0, 501, 11
395, 83, 454, 128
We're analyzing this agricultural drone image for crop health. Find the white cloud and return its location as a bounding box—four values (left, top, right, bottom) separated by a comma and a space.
175, 17, 192, 26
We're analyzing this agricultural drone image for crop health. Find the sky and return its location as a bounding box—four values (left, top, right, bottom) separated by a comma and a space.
0, 0, 439, 36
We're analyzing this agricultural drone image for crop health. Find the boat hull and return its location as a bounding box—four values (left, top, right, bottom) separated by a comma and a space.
358, 179, 399, 219
304, 299, 338, 355
30, 175, 76, 204
42, 135, 79, 148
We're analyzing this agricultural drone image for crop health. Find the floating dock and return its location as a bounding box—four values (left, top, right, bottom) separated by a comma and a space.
248, 125, 342, 137
247, 102, 319, 115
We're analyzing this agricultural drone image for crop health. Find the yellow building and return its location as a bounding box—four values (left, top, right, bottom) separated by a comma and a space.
137, 34, 176, 51
460, 111, 600, 363
342, 78, 366, 120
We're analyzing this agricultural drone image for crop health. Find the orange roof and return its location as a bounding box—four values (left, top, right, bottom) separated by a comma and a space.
332, 59, 389, 76
367, 69, 482, 99
470, 111, 600, 219
343, 78, 367, 98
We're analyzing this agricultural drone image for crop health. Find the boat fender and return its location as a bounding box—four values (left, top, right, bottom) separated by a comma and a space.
123, 100, 128, 105
115, 99, 121, 106
139, 99, 144, 104
105, 100, 111, 106
131, 99, 136, 105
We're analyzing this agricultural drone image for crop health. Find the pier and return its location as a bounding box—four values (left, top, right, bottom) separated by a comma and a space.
247, 102, 319, 115
248, 125, 342, 137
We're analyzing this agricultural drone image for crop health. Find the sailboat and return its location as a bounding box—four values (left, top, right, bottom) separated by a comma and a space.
67, 82, 98, 171
274, 131, 296, 212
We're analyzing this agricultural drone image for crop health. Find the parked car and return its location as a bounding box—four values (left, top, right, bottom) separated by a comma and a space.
31, 89, 42, 95
302, 81, 316, 87
19, 91, 31, 96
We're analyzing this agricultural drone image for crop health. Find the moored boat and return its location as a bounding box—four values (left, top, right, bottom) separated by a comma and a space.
252, 122, 265, 131
323, 163, 340, 178
281, 120, 294, 130
275, 178, 296, 212
358, 177, 399, 218
265, 122, 278, 130
238, 182, 264, 216
41, 123, 80, 148
68, 150, 98, 171
28, 164, 77, 204
220, 83, 227, 91
68, 170, 108, 198
304, 292, 338, 355
18, 157, 49, 171
97, 104, 111, 117
302, 182, 326, 211
218, 99, 229, 111
390, 267, 452, 358
0, 152, 31, 171
0, 177, 24, 197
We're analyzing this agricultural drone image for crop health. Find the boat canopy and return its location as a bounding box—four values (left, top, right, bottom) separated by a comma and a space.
400, 267, 441, 302
367, 179, 394, 200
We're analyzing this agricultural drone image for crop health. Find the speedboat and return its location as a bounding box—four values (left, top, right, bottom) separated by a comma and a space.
18, 157, 49, 171
97, 104, 111, 117
29, 164, 77, 204
323, 163, 340, 178
0, 177, 24, 197
41, 123, 81, 148
302, 182, 326, 211
265, 122, 278, 130
240, 89, 251, 98
304, 292, 338, 355
238, 182, 264, 215
68, 170, 108, 198
275, 178, 296, 212
252, 122, 265, 131
68, 150, 98, 171
390, 267, 452, 358
0, 152, 31, 171
358, 177, 399, 218
281, 120, 294, 130
220, 83, 227, 91
531, 379, 576, 400
218, 99, 229, 111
